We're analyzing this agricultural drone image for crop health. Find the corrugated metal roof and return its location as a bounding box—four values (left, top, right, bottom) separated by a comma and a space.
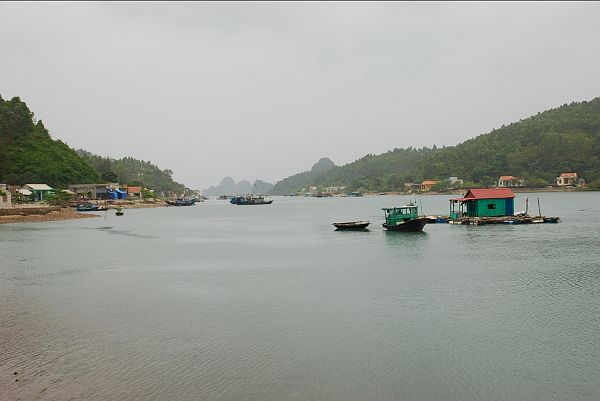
499, 175, 516, 181
463, 188, 515, 200
560, 173, 577, 178
25, 184, 53, 190
18, 188, 32, 196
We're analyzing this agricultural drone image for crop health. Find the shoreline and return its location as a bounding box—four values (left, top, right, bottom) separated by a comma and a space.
0, 201, 167, 225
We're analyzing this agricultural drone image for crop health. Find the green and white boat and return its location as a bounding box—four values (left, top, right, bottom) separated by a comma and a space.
382, 203, 428, 232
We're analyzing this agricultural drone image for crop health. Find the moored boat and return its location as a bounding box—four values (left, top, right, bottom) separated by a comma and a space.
382, 203, 428, 232
332, 221, 370, 230
230, 195, 273, 205
76, 204, 106, 212
166, 198, 197, 206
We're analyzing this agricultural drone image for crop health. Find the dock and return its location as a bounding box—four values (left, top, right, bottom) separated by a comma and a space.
447, 215, 559, 225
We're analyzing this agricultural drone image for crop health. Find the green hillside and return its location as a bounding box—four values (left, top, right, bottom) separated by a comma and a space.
271, 158, 336, 195
273, 97, 600, 193
0, 95, 188, 193
0, 96, 100, 188
77, 151, 186, 194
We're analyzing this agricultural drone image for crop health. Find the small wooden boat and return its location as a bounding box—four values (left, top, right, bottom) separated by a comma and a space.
332, 221, 370, 230
115, 207, 124, 216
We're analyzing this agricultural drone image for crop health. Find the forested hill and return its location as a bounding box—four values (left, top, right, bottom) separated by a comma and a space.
76, 151, 186, 194
415, 98, 600, 187
272, 97, 600, 193
0, 95, 187, 193
270, 158, 336, 195
0, 96, 100, 187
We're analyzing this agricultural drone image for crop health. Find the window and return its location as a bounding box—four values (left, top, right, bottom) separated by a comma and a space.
487, 203, 496, 210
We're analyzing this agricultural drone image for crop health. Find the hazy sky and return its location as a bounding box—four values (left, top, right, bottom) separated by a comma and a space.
1, 2, 599, 189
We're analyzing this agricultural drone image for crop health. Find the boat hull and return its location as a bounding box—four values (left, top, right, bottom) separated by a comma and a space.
382, 218, 428, 232
333, 221, 370, 230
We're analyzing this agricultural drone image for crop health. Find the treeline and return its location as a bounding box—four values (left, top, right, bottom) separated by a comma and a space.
272, 97, 600, 193
0, 95, 187, 193
77, 151, 186, 194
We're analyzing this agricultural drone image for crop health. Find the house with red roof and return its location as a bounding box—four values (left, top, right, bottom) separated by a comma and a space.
420, 180, 439, 191
497, 175, 524, 188
127, 186, 143, 199
556, 173, 585, 187
450, 188, 515, 218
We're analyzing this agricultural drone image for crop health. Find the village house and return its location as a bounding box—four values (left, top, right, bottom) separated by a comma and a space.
448, 177, 464, 186
497, 175, 524, 188
127, 186, 143, 199
420, 180, 439, 192
450, 188, 516, 219
0, 184, 12, 208
556, 173, 585, 187
21, 184, 54, 202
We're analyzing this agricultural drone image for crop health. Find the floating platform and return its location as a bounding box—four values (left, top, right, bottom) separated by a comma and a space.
448, 215, 559, 225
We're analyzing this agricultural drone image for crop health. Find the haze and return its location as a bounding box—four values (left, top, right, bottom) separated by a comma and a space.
1, 1, 599, 190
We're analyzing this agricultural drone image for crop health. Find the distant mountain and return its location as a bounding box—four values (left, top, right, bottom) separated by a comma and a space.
270, 98, 600, 192
252, 179, 274, 195
236, 180, 252, 194
203, 177, 274, 196
270, 157, 336, 195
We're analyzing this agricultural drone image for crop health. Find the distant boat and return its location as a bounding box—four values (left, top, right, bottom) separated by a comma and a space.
382, 203, 428, 232
229, 195, 273, 205
332, 221, 370, 230
76, 204, 106, 212
115, 206, 124, 216
166, 198, 197, 206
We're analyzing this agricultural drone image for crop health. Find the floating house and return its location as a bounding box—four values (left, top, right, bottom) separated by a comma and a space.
450, 188, 515, 219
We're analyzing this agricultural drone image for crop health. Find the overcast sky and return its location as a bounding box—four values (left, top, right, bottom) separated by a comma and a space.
1, 2, 599, 189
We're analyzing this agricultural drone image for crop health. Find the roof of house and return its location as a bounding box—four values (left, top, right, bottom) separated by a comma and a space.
421, 180, 439, 185
24, 184, 53, 191
17, 188, 33, 196
465, 188, 515, 200
127, 186, 142, 193
460, 188, 516, 200
560, 173, 577, 178
499, 175, 517, 181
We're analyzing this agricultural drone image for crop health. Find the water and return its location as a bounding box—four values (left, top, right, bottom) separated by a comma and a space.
1, 192, 599, 401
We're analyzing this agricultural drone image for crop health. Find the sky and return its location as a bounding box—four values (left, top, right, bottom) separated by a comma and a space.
1, 2, 599, 190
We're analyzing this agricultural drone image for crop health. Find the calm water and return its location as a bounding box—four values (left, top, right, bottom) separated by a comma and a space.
1, 192, 599, 401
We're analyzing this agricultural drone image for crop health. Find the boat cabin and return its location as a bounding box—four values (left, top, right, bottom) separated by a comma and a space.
382, 203, 419, 225
450, 188, 515, 218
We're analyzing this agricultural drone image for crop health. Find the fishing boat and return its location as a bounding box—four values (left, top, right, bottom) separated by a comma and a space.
229, 195, 273, 205
115, 206, 124, 216
382, 203, 428, 232
76, 204, 106, 212
165, 198, 197, 206
332, 221, 370, 230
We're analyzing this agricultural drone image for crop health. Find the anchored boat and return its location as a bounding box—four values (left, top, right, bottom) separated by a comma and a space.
332, 221, 370, 230
382, 203, 428, 232
229, 195, 273, 205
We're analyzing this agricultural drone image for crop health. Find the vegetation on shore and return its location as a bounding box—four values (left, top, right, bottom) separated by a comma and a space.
271, 97, 600, 194
0, 95, 187, 192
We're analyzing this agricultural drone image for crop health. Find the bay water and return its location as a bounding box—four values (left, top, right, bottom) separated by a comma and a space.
1, 192, 599, 401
